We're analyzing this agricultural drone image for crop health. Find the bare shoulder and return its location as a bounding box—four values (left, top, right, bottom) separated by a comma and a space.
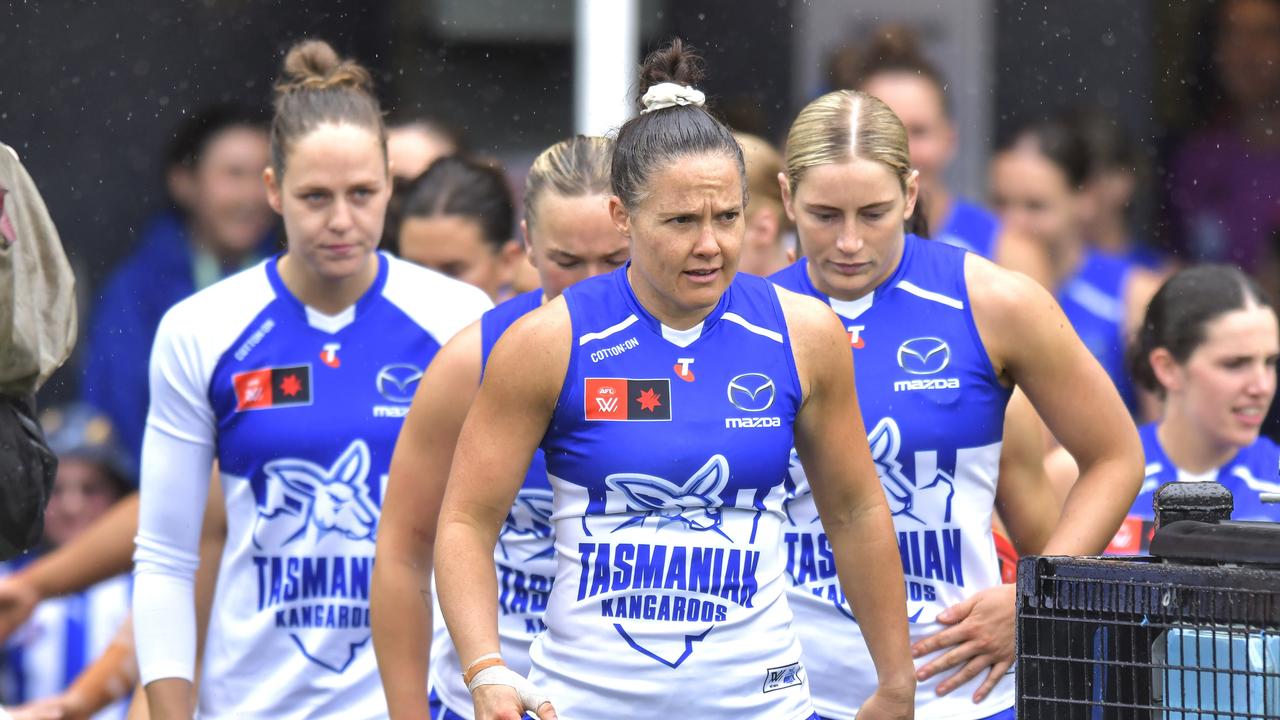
421, 318, 484, 398
965, 251, 1059, 321
482, 296, 572, 397
774, 283, 846, 352
773, 283, 849, 399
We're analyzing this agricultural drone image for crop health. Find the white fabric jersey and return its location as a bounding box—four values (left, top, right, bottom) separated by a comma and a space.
132, 253, 491, 720
526, 269, 815, 719
771, 238, 1014, 719
430, 290, 556, 717
2, 570, 130, 720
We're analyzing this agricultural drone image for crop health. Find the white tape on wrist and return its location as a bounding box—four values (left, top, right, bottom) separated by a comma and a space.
467, 665, 551, 712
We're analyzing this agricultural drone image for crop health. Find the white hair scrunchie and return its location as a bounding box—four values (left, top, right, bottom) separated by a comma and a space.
641, 82, 706, 114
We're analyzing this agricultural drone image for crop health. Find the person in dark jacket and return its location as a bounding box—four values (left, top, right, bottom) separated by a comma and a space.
80, 104, 277, 463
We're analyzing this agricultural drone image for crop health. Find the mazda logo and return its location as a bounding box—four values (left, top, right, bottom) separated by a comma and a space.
897, 337, 950, 375
727, 373, 775, 412
376, 364, 423, 403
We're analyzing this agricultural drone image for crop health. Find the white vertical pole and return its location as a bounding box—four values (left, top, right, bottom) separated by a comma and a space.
575, 0, 639, 136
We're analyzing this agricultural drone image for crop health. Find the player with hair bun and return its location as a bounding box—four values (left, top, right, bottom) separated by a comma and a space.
132, 39, 491, 719
434, 39, 916, 720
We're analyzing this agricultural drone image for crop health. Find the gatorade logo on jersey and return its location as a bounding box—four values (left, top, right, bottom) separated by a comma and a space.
584, 378, 672, 421
233, 365, 312, 411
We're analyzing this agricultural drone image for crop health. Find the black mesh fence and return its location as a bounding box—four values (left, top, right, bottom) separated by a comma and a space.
1016, 554, 1280, 719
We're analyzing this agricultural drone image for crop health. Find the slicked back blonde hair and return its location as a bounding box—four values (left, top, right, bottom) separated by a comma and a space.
783, 90, 912, 193
524, 135, 613, 228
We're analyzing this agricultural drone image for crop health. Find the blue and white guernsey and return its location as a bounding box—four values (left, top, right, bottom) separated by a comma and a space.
1, 568, 130, 720
135, 253, 491, 720
431, 289, 555, 717
935, 199, 999, 260
1058, 248, 1138, 411
527, 266, 815, 719
771, 234, 1013, 720
1105, 422, 1280, 554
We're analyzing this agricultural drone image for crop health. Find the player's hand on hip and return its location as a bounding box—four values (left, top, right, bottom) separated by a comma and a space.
911, 583, 1016, 702
0, 573, 40, 642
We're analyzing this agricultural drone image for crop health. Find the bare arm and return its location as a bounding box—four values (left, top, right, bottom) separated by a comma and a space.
435, 304, 568, 720
372, 322, 482, 719
913, 258, 1142, 700
993, 389, 1056, 556
782, 289, 915, 713
0, 492, 139, 643
972, 257, 1144, 556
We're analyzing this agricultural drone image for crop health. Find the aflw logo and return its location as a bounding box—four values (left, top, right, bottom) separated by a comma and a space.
596, 396, 619, 413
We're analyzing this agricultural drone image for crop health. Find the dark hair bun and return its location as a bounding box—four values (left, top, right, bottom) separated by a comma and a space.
636, 38, 706, 110
277, 39, 373, 96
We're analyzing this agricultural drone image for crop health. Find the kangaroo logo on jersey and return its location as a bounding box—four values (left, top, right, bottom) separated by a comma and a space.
869, 417, 955, 526
585, 378, 672, 421
605, 455, 730, 539
233, 365, 312, 412
897, 337, 950, 375
253, 440, 380, 550
727, 373, 775, 413
375, 364, 422, 404
499, 488, 555, 561
251, 440, 382, 673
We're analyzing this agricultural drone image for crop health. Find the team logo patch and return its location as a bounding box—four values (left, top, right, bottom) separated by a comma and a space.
762, 662, 805, 693
585, 378, 671, 421
499, 488, 555, 562
605, 454, 731, 539
251, 440, 382, 673
233, 365, 312, 411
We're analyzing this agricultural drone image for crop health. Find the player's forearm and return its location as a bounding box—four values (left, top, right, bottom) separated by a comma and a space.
434, 514, 503, 667
27, 493, 138, 598
830, 501, 916, 691
1043, 449, 1142, 556
371, 551, 434, 718
143, 678, 193, 720
65, 618, 138, 716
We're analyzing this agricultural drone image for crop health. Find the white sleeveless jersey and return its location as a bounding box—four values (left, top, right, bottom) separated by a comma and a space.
133, 253, 491, 719
527, 269, 817, 719
430, 291, 555, 717
771, 237, 1014, 719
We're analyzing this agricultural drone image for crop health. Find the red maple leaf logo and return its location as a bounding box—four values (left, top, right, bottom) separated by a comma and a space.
636, 387, 662, 413
279, 374, 303, 397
